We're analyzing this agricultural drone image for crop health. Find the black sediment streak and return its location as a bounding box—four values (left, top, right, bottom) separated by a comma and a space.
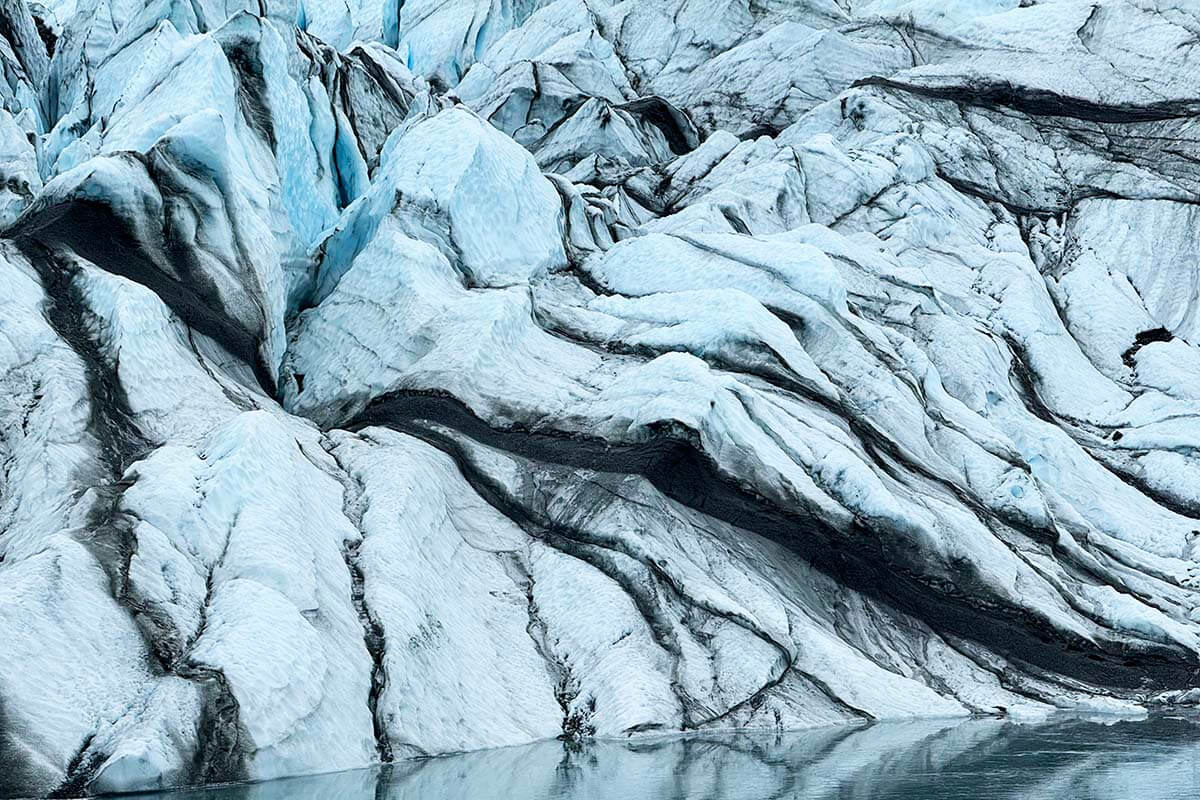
220, 32, 277, 153
48, 735, 100, 799
511, 556, 593, 741
345, 391, 1200, 694
317, 439, 393, 764
1122, 326, 1174, 368
347, 537, 394, 763
23, 247, 165, 655
13, 246, 159, 796
10, 155, 277, 395
853, 76, 1200, 123
20, 242, 148, 470
1004, 337, 1059, 425
17, 244, 252, 792
175, 666, 251, 786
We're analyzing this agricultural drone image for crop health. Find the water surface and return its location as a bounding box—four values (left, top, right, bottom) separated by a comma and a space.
131, 715, 1200, 799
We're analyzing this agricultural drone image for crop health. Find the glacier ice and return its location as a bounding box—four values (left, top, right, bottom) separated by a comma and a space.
3, 0, 1200, 796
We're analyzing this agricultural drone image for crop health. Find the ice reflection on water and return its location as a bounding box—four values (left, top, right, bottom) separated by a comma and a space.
129, 715, 1200, 799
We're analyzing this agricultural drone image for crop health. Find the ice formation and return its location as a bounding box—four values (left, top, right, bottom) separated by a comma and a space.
2, 0, 1200, 796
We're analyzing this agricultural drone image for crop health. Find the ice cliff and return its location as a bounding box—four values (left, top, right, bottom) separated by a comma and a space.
2, 0, 1200, 796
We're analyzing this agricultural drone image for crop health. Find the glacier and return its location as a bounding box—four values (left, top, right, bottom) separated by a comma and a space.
1, 0, 1200, 796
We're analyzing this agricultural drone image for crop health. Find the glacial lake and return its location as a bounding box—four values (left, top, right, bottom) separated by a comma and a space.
121, 715, 1200, 799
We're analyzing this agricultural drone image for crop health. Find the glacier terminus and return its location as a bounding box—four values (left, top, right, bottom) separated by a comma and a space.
2, 0, 1200, 796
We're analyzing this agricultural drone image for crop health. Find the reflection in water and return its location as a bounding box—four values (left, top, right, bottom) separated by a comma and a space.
134, 716, 1200, 800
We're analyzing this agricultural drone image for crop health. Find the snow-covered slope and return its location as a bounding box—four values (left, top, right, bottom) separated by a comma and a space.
3, 0, 1200, 796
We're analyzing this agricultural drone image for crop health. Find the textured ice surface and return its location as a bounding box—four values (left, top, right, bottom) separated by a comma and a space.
3, 0, 1200, 796
102, 717, 1200, 800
